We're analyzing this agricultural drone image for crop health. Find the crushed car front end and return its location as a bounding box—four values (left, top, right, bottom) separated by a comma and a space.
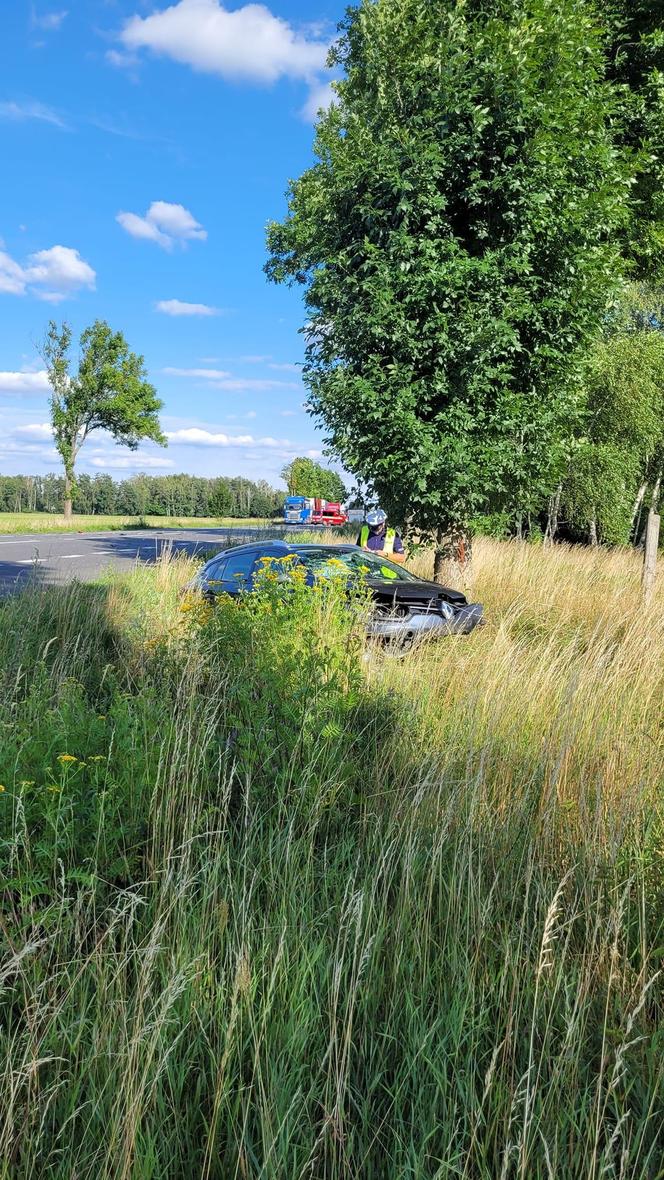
366, 579, 484, 647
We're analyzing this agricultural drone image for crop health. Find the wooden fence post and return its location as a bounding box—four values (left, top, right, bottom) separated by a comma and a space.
642, 509, 660, 605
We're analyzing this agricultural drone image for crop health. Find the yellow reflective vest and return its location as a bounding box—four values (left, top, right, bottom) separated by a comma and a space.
359, 525, 397, 554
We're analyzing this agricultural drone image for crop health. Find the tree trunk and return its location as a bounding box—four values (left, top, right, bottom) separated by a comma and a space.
634, 476, 662, 548
588, 516, 598, 547
651, 471, 662, 513
433, 526, 472, 589
515, 511, 523, 542
630, 481, 647, 541
642, 508, 660, 605
63, 472, 73, 519
544, 483, 562, 546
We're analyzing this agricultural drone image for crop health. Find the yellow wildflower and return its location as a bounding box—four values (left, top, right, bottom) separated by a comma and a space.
57, 753, 77, 764
0, 785, 5, 793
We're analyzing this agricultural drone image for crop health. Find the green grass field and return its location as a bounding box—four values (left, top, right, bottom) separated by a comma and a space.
0, 512, 273, 534
0, 539, 662, 1178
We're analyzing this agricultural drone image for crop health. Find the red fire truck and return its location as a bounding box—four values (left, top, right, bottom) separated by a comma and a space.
311, 498, 348, 526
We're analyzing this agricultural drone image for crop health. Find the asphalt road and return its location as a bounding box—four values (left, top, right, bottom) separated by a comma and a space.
0, 526, 268, 596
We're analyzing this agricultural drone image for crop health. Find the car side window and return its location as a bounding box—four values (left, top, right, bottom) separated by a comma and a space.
220, 551, 257, 589
203, 557, 227, 583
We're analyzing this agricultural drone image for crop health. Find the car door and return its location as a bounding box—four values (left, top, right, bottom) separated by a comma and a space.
198, 555, 228, 598
214, 549, 259, 594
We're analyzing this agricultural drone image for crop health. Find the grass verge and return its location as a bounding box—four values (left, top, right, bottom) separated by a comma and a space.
0, 512, 274, 534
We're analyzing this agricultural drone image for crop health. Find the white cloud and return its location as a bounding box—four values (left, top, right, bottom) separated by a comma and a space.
156, 299, 220, 317
31, 8, 68, 32
0, 251, 30, 296
24, 246, 96, 302
160, 368, 302, 391
117, 211, 170, 248
120, 0, 329, 84
211, 377, 300, 391
280, 409, 297, 417
106, 49, 139, 70
0, 440, 58, 458
149, 200, 206, 239
0, 244, 95, 301
166, 427, 289, 448
88, 451, 175, 470
13, 422, 53, 438
301, 79, 336, 122
0, 422, 56, 458
163, 366, 231, 379
167, 428, 255, 446
269, 361, 300, 372
0, 100, 68, 129
117, 200, 206, 250
0, 370, 50, 394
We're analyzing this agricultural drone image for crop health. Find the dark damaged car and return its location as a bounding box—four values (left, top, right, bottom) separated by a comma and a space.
186, 541, 483, 649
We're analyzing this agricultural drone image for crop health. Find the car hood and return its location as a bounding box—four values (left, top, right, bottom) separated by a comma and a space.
366, 578, 467, 609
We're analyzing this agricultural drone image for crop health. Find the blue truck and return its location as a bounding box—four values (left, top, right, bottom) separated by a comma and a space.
283, 496, 314, 524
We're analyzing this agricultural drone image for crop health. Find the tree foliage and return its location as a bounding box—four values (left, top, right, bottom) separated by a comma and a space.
43, 320, 165, 516
603, 1, 664, 282
281, 455, 347, 501
560, 287, 664, 543
266, 0, 631, 571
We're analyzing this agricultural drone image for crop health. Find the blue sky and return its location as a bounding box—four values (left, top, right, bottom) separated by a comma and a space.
0, 0, 345, 487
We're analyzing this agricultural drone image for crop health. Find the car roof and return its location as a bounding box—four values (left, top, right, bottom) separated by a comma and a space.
203, 541, 359, 564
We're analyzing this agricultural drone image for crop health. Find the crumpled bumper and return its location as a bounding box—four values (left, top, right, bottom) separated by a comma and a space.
367, 602, 484, 643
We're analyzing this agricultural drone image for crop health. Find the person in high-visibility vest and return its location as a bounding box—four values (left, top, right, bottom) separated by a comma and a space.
357, 509, 406, 564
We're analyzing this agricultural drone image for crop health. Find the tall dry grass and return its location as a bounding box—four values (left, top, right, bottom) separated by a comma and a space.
394, 539, 664, 842
0, 538, 662, 1178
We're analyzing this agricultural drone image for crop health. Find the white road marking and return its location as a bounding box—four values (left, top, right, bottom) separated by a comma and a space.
0, 540, 32, 545
57, 554, 86, 559
17, 558, 44, 564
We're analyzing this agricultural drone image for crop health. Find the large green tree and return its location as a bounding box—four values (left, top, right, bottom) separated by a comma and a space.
604, 1, 664, 283
43, 320, 165, 518
281, 456, 347, 501
267, 0, 631, 579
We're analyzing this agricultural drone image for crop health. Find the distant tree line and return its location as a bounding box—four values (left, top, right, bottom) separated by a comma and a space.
0, 472, 286, 519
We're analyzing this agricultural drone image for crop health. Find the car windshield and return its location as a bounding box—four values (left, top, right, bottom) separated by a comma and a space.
293, 547, 420, 583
